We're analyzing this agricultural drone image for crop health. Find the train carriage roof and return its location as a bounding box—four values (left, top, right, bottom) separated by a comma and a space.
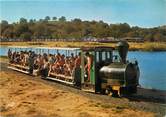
7, 46, 114, 51
8, 46, 34, 48
81, 46, 114, 51
34, 47, 81, 51
7, 46, 80, 50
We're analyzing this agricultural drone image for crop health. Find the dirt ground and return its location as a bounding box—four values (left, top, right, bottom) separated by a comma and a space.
0, 62, 165, 117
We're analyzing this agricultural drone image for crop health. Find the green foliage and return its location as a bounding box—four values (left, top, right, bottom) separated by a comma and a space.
45, 16, 50, 21
19, 18, 27, 24
59, 16, 66, 22
0, 17, 166, 42
52, 17, 57, 21
20, 32, 31, 41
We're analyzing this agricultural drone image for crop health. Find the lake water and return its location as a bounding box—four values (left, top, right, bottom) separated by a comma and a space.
0, 47, 166, 90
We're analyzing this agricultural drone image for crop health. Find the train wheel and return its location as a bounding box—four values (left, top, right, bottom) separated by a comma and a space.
101, 89, 106, 95
130, 86, 137, 93
111, 90, 119, 97
111, 86, 121, 97
105, 89, 110, 95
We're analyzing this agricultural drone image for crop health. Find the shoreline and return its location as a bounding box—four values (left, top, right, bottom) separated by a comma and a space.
1, 41, 166, 51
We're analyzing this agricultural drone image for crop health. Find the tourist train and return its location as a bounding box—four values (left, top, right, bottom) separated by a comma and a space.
7, 41, 140, 96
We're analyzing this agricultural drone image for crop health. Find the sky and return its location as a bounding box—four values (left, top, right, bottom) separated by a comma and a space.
0, 0, 166, 28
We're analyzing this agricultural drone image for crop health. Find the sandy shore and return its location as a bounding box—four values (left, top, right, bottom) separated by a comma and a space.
0, 62, 165, 117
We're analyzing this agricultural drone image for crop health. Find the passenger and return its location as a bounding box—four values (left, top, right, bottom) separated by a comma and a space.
20, 51, 25, 65
34, 54, 40, 69
85, 52, 93, 82
52, 55, 61, 74
41, 58, 49, 78
11, 51, 16, 63
28, 51, 35, 75
74, 52, 81, 69
48, 54, 55, 76
74, 52, 81, 86
70, 53, 75, 61
24, 52, 29, 66
48, 54, 54, 64
58, 54, 65, 74
43, 53, 48, 60
114, 55, 119, 62
63, 57, 71, 76
69, 53, 75, 72
8, 49, 12, 62
56, 53, 61, 61
14, 52, 20, 64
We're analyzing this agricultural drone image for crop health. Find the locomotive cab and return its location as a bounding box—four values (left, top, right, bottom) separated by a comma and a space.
80, 47, 113, 93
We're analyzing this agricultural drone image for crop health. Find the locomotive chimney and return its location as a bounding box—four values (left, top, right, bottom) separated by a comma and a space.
117, 41, 129, 63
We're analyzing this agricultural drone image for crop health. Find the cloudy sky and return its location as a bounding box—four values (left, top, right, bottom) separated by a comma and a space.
0, 0, 166, 27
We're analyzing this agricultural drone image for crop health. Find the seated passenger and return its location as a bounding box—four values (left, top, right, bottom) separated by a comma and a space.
8, 49, 12, 62
14, 52, 20, 64
11, 51, 16, 63
52, 56, 61, 74
28, 51, 35, 75
24, 52, 29, 66
48, 54, 55, 76
20, 51, 25, 65
70, 53, 75, 61
58, 54, 65, 74
41, 58, 49, 78
64, 58, 71, 76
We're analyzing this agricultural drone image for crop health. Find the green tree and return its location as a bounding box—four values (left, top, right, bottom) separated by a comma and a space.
1, 20, 8, 25
14, 23, 30, 38
45, 16, 50, 21
52, 17, 57, 21
1, 20, 9, 37
20, 32, 31, 41
144, 34, 153, 42
3, 27, 14, 38
153, 33, 164, 42
19, 18, 27, 24
59, 16, 66, 22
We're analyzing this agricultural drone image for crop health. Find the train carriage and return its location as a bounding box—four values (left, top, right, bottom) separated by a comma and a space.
7, 46, 35, 75
7, 41, 140, 96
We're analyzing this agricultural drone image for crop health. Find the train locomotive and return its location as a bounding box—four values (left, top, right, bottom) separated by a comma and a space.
7, 41, 140, 96
99, 41, 140, 96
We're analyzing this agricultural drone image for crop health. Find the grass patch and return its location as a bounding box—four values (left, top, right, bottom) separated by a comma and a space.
0, 56, 8, 62
0, 56, 8, 59
26, 107, 36, 114
112, 105, 128, 113
129, 42, 166, 51
28, 42, 45, 45
100, 103, 114, 109
93, 102, 102, 107
142, 42, 166, 51
0, 106, 8, 112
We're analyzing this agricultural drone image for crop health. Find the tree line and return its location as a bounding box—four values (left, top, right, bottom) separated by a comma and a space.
1, 16, 166, 42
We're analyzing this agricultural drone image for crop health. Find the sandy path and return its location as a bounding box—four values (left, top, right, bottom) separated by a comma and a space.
0, 63, 164, 117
